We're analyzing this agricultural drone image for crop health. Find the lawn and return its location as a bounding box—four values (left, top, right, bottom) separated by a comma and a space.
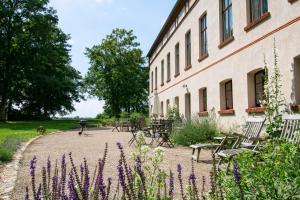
0, 119, 98, 162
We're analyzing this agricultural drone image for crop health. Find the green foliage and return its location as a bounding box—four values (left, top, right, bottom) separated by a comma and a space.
166, 106, 181, 121
218, 141, 300, 200
84, 28, 149, 117
0, 137, 23, 162
263, 41, 285, 137
36, 126, 46, 135
0, 0, 82, 121
171, 116, 219, 146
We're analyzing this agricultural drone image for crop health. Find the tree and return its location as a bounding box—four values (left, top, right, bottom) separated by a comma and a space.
85, 28, 148, 117
0, 0, 82, 120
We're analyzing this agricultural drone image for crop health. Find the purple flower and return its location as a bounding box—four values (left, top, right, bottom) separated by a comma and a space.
83, 158, 90, 199
30, 156, 37, 199
117, 160, 126, 188
30, 156, 37, 177
177, 164, 185, 200
233, 162, 241, 184
169, 171, 174, 199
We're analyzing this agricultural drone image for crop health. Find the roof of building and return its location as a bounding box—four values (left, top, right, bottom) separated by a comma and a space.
147, 0, 187, 59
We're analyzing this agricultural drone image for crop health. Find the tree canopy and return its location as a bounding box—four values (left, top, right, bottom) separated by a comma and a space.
0, 0, 82, 120
85, 28, 148, 117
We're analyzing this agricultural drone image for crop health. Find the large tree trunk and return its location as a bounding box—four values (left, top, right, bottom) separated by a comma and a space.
0, 101, 7, 121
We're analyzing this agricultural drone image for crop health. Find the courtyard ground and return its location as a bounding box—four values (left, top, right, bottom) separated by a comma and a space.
10, 128, 212, 199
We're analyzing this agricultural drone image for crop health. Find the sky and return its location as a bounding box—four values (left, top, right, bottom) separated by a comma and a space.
48, 0, 175, 118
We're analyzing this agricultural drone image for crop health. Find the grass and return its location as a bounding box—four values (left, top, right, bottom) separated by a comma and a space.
0, 119, 98, 162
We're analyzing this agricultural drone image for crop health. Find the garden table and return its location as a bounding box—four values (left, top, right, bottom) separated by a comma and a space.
149, 123, 164, 145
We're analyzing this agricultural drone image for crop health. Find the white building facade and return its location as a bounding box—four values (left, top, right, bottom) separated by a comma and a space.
148, 0, 300, 126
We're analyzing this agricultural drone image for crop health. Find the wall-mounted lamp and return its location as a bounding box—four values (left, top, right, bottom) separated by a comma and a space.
182, 84, 189, 93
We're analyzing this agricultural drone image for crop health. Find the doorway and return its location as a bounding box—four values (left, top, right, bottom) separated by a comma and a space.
185, 93, 191, 120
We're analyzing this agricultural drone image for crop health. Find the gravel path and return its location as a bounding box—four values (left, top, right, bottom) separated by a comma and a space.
11, 128, 212, 199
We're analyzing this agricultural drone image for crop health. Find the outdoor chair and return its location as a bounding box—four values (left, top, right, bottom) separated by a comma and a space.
279, 114, 300, 144
157, 119, 175, 148
128, 117, 151, 146
112, 120, 120, 132
190, 117, 266, 162
149, 120, 163, 145
217, 115, 300, 172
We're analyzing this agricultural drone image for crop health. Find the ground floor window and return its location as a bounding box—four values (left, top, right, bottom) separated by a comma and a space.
219, 79, 234, 114
294, 56, 300, 105
225, 80, 233, 109
254, 70, 265, 107
175, 96, 179, 112
166, 99, 170, 112
246, 69, 266, 113
199, 88, 207, 112
161, 101, 164, 117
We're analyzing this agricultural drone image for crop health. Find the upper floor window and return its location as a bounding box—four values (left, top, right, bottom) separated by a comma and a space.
221, 0, 233, 41
254, 70, 265, 107
199, 13, 208, 57
151, 71, 153, 92
161, 60, 164, 86
155, 67, 157, 90
175, 43, 180, 76
167, 53, 171, 82
250, 0, 268, 22
185, 30, 192, 69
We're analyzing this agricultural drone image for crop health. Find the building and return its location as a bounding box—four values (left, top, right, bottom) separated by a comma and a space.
147, 0, 300, 126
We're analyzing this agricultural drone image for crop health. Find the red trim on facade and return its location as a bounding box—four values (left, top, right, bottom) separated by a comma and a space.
245, 107, 266, 113
198, 53, 209, 62
244, 12, 271, 32
184, 64, 192, 71
198, 111, 209, 117
218, 109, 235, 115
218, 35, 235, 49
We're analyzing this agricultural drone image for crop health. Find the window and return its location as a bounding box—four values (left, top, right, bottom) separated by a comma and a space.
175, 43, 180, 76
175, 96, 179, 112
161, 101, 164, 116
221, 0, 233, 41
166, 99, 170, 110
185, 30, 192, 69
225, 80, 233, 109
246, 69, 266, 113
151, 71, 153, 92
254, 70, 265, 107
167, 53, 171, 82
199, 88, 208, 112
155, 67, 157, 90
161, 60, 164, 86
250, 0, 268, 22
199, 13, 208, 57
294, 56, 300, 105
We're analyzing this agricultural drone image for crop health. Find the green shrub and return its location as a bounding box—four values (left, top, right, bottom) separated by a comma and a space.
36, 126, 46, 135
166, 106, 182, 121
0, 137, 23, 162
218, 140, 300, 200
171, 116, 219, 146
